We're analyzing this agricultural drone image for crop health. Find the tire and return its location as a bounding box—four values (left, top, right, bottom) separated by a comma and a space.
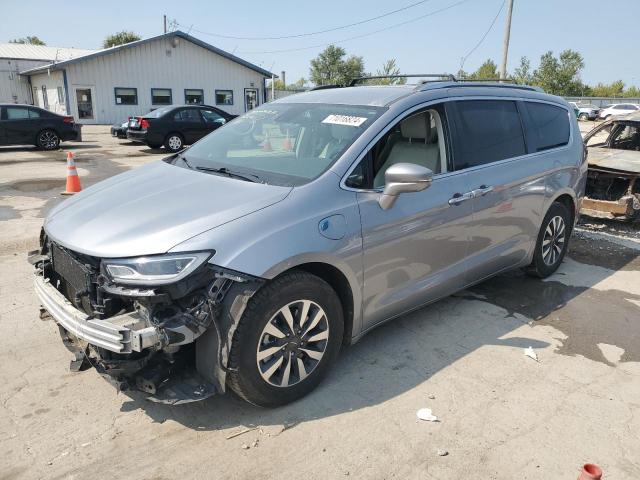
526, 201, 571, 278
227, 271, 344, 407
36, 129, 60, 150
578, 113, 588, 121
164, 133, 184, 152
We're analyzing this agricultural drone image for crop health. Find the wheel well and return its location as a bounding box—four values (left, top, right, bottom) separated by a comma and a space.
35, 128, 58, 143
291, 263, 354, 345
553, 194, 576, 230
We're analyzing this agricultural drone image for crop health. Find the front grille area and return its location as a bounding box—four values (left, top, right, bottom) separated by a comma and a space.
51, 243, 92, 293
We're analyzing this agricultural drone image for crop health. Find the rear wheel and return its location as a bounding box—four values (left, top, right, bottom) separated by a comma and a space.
526, 202, 571, 278
36, 129, 60, 150
578, 113, 588, 121
164, 133, 184, 152
227, 271, 344, 407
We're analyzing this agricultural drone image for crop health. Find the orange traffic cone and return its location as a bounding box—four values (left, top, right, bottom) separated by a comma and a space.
578, 464, 602, 480
61, 152, 82, 195
283, 130, 293, 151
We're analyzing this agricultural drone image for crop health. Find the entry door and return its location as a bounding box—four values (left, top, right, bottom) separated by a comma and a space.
74, 87, 95, 123
244, 88, 258, 112
358, 172, 473, 329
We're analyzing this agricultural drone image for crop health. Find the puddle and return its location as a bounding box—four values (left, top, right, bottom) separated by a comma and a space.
0, 179, 65, 193
0, 205, 20, 221
569, 234, 640, 271
466, 269, 640, 365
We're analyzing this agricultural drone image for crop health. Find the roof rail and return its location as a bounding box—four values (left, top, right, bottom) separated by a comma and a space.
309, 84, 344, 91
418, 79, 542, 93
349, 74, 455, 87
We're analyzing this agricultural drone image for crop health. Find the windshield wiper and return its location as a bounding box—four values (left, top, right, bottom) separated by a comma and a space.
195, 166, 261, 183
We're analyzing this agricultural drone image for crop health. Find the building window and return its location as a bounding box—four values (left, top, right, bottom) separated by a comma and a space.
151, 88, 172, 105
114, 87, 138, 105
215, 90, 233, 106
57, 86, 65, 105
185, 89, 204, 105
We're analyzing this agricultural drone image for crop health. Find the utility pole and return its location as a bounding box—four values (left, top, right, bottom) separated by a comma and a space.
500, 0, 514, 80
163, 15, 167, 34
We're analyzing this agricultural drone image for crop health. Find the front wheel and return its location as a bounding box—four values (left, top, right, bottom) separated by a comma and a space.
526, 201, 571, 278
578, 113, 588, 121
36, 129, 60, 150
227, 271, 344, 407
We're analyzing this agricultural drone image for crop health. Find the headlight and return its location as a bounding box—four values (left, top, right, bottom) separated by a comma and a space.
103, 252, 212, 285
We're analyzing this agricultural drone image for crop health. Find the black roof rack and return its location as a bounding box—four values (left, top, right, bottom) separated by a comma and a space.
349, 74, 455, 87
309, 84, 344, 91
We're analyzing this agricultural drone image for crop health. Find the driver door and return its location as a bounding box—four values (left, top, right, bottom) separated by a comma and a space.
352, 104, 475, 330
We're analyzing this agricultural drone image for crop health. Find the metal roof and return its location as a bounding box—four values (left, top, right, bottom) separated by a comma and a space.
0, 43, 96, 62
18, 31, 275, 78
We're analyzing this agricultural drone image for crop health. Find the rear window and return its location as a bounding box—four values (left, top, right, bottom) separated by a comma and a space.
452, 100, 526, 170
524, 102, 570, 152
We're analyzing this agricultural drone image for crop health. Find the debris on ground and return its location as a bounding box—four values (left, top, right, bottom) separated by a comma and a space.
226, 426, 259, 440
428, 394, 436, 400
241, 443, 250, 450
437, 449, 449, 457
524, 346, 539, 362
417, 408, 438, 422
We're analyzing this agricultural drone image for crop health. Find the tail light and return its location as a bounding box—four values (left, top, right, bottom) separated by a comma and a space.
139, 118, 150, 129
63, 116, 74, 124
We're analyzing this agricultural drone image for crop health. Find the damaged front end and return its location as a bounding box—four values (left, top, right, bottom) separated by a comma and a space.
584, 166, 640, 221
29, 232, 263, 404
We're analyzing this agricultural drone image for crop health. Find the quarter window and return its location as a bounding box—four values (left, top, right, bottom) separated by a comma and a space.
452, 100, 526, 170
185, 89, 204, 104
524, 102, 570, 152
115, 87, 138, 105
151, 88, 172, 105
215, 90, 233, 105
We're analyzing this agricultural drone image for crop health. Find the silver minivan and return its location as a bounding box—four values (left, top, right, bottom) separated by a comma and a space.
31, 78, 587, 406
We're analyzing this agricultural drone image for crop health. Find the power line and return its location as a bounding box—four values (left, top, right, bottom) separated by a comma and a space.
234, 0, 471, 55
459, 0, 505, 72
176, 0, 435, 41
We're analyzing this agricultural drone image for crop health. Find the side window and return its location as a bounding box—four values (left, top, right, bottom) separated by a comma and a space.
345, 104, 448, 189
524, 102, 570, 152
201, 109, 224, 125
451, 100, 525, 170
6, 107, 30, 120
28, 109, 41, 119
174, 109, 202, 123
610, 125, 640, 150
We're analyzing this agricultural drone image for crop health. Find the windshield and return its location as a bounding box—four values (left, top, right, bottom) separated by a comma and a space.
179, 103, 385, 186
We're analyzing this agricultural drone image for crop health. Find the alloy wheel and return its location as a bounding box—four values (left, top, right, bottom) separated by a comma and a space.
542, 215, 566, 266
168, 135, 182, 151
256, 299, 329, 388
39, 131, 59, 149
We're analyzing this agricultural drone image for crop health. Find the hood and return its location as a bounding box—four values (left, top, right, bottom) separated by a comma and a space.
45, 161, 292, 257
587, 147, 640, 174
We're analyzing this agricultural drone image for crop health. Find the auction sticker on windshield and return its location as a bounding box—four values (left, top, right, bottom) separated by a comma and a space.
322, 114, 368, 127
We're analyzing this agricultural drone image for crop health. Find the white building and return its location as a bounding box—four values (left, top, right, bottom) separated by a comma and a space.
0, 43, 95, 107
18, 31, 274, 124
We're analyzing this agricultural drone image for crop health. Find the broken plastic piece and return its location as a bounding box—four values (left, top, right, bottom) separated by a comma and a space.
524, 346, 538, 362
417, 408, 438, 422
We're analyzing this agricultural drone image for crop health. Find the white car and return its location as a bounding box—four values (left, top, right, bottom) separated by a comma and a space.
598, 103, 640, 120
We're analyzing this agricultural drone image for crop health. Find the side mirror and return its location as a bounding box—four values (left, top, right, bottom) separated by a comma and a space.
378, 163, 433, 210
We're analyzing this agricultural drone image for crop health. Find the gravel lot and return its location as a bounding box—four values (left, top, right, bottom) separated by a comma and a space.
1, 125, 639, 479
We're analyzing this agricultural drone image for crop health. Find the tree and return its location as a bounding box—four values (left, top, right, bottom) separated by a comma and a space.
9, 36, 45, 45
512, 56, 533, 85
368, 59, 407, 85
309, 45, 365, 86
532, 49, 585, 95
470, 59, 499, 80
103, 31, 141, 48
590, 80, 625, 97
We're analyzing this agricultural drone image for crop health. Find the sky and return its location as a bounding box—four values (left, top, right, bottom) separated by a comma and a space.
2, 0, 639, 87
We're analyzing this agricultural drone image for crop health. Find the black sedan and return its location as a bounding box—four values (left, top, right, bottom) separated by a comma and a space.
0, 104, 82, 150
110, 117, 131, 139
126, 104, 234, 152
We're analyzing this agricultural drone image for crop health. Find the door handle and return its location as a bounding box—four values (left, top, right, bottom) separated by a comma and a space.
471, 185, 494, 197
448, 192, 474, 206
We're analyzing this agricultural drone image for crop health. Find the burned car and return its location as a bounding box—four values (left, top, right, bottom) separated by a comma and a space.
583, 113, 640, 220
30, 78, 585, 407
